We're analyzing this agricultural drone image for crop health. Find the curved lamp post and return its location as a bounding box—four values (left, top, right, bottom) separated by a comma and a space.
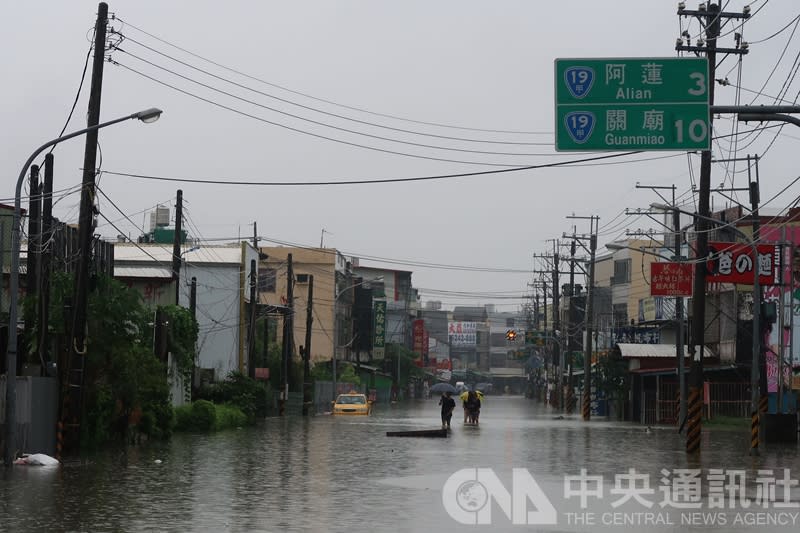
332, 276, 382, 400
3, 108, 162, 466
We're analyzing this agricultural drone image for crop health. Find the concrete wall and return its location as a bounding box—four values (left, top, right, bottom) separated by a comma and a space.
259, 246, 338, 365
181, 260, 245, 381
0, 376, 58, 456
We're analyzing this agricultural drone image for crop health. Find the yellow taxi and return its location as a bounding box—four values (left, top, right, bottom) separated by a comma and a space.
332, 391, 371, 415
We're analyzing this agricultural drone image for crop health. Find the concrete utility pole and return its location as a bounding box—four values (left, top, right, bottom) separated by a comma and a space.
566, 238, 577, 415
748, 158, 762, 456
39, 154, 54, 376
27, 165, 40, 322
636, 183, 687, 428
533, 252, 561, 407
676, 1, 749, 455
583, 229, 597, 422
190, 277, 197, 320
172, 190, 183, 305
567, 215, 598, 421
280, 254, 294, 415
302, 275, 314, 416
67, 1, 109, 455
248, 259, 257, 380
551, 246, 561, 409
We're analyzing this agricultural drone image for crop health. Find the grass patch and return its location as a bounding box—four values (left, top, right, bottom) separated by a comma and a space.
704, 416, 749, 429
174, 400, 248, 432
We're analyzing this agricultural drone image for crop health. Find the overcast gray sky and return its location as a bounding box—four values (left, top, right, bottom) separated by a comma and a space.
2, 1, 798, 310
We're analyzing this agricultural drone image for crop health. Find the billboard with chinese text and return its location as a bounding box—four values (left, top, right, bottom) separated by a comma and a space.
373, 300, 386, 359
650, 262, 693, 296
448, 321, 477, 346
705, 242, 781, 286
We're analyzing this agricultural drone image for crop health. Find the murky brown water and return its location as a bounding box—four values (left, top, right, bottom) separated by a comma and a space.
2, 397, 799, 532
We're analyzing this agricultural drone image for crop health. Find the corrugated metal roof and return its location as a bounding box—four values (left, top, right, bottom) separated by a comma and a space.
114, 243, 245, 264
115, 266, 172, 278
617, 343, 714, 359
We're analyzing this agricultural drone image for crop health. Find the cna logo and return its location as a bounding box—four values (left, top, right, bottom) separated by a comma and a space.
442, 468, 557, 525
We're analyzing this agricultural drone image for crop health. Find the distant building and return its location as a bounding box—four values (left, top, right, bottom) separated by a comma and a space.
115, 242, 258, 382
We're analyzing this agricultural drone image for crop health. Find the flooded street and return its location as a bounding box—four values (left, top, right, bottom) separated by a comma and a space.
3, 397, 800, 532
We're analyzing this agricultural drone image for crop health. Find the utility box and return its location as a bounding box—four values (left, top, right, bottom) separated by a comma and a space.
763, 413, 798, 444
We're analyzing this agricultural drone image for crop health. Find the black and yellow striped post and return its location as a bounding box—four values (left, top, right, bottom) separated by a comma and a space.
750, 408, 760, 456
55, 421, 64, 460
759, 394, 768, 416
675, 390, 681, 427
686, 386, 702, 454
582, 389, 591, 421
566, 386, 574, 415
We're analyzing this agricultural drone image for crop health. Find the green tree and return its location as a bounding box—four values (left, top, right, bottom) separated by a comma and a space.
158, 304, 199, 399
49, 272, 175, 447
592, 349, 630, 418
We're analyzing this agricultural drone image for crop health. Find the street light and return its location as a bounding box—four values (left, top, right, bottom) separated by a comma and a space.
651, 202, 762, 456
332, 276, 383, 400
3, 108, 162, 467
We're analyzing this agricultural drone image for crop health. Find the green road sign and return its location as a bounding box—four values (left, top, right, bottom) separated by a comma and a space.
555, 57, 709, 151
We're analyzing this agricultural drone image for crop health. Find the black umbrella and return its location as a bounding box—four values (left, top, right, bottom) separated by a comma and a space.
430, 382, 457, 394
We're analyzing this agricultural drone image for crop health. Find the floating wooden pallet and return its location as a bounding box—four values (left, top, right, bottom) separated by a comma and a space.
386, 428, 448, 438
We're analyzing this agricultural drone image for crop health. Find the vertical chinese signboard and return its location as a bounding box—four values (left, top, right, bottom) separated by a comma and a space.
650, 262, 693, 296
412, 319, 425, 355
373, 300, 386, 359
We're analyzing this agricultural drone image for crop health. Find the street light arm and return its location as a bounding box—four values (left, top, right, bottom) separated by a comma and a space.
606, 242, 678, 261
4, 108, 162, 467
650, 202, 751, 244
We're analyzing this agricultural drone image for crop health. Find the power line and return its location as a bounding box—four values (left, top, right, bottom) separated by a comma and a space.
111, 59, 550, 168
97, 151, 686, 187
114, 33, 553, 147
113, 16, 551, 136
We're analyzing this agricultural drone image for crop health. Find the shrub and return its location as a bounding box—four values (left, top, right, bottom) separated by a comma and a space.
173, 399, 217, 431
174, 400, 247, 432
214, 404, 248, 430
196, 371, 272, 420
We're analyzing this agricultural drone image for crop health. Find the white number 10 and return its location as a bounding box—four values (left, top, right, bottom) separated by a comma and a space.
675, 119, 708, 143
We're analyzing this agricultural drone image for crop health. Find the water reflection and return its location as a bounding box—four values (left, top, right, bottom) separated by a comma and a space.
1, 397, 798, 532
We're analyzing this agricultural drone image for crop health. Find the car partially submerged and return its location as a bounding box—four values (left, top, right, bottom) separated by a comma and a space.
332, 392, 371, 415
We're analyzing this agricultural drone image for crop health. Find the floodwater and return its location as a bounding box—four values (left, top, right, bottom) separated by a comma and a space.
2, 396, 800, 532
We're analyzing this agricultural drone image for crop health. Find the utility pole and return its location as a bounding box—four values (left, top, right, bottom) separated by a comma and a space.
568, 215, 599, 421
67, 1, 109, 455
302, 275, 314, 416
248, 259, 257, 380
748, 155, 762, 455
533, 254, 562, 407
189, 277, 197, 320
250, 222, 259, 380
636, 183, 687, 428
676, 1, 749, 455
280, 253, 294, 415
172, 189, 183, 305
551, 244, 561, 410
39, 154, 54, 376
26, 165, 41, 354
566, 238, 577, 415
263, 314, 270, 370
